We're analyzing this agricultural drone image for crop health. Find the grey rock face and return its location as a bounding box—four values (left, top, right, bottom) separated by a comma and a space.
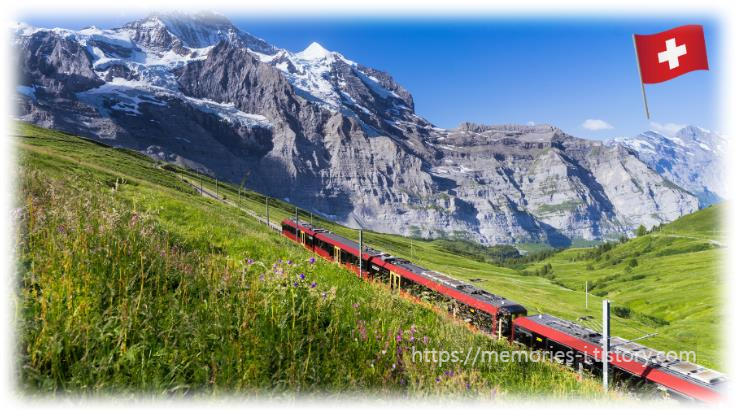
612, 126, 727, 207
13, 14, 701, 246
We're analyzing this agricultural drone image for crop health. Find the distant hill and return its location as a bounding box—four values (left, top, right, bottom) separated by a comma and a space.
520, 204, 724, 369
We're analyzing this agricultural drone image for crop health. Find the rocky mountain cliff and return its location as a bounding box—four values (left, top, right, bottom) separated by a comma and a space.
612, 126, 726, 207
13, 12, 701, 246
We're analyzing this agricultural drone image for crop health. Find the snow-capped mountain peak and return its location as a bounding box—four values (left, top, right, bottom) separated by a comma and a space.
612, 125, 727, 206
15, 12, 704, 245
297, 41, 334, 60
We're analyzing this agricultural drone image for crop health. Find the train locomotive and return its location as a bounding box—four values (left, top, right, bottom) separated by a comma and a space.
281, 218, 726, 402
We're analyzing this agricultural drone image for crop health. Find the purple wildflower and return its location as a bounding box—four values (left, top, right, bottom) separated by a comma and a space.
299, 273, 305, 280
259, 275, 265, 281
309, 257, 316, 264
435, 377, 441, 383
400, 378, 406, 386
352, 303, 360, 309
466, 383, 471, 390
392, 363, 396, 370
293, 282, 299, 287
422, 336, 429, 345
287, 260, 292, 265
247, 259, 254, 265
57, 225, 66, 234
310, 281, 317, 288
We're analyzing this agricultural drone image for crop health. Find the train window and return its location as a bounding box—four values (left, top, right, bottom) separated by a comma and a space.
317, 239, 332, 254
282, 224, 297, 235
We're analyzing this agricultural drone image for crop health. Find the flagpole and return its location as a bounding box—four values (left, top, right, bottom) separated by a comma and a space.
632, 34, 651, 119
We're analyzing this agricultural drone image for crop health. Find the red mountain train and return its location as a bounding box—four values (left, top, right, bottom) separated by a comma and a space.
281, 218, 726, 402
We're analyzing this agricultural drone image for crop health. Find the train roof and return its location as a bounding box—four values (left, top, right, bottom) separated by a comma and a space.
284, 219, 526, 314
523, 314, 726, 390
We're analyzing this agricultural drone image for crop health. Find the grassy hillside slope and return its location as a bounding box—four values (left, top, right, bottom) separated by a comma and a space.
15, 123, 608, 397
520, 205, 724, 369
172, 155, 724, 370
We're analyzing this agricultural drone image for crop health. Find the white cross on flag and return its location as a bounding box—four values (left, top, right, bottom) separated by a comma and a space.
633, 25, 709, 84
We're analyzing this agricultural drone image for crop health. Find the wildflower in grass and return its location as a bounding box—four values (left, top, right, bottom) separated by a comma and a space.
299, 273, 305, 280
287, 260, 292, 265
356, 320, 367, 340
129, 213, 139, 227
57, 225, 65, 234
247, 258, 254, 265
259, 275, 265, 281
392, 363, 396, 370
293, 282, 299, 287
352, 303, 360, 309
400, 378, 406, 386
466, 383, 471, 390
435, 377, 441, 383
321, 292, 327, 299
310, 281, 317, 289
309, 257, 316, 264
422, 336, 429, 345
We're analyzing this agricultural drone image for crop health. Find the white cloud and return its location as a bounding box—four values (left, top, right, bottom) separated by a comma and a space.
649, 121, 686, 137
581, 119, 614, 131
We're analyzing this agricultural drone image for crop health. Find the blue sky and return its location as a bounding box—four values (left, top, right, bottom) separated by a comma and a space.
22, 14, 721, 139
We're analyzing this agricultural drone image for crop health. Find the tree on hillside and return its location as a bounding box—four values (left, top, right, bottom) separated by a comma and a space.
636, 225, 648, 237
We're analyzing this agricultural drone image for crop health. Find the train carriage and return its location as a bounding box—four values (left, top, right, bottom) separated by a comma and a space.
513, 314, 725, 402
281, 218, 726, 402
282, 218, 526, 336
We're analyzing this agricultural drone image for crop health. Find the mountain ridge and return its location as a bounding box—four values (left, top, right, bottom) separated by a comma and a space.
13, 12, 705, 246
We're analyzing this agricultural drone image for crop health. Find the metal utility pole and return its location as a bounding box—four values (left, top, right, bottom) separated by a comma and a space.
295, 206, 299, 226
310, 212, 313, 227
602, 299, 610, 391
585, 281, 589, 309
358, 229, 363, 279
265, 197, 269, 226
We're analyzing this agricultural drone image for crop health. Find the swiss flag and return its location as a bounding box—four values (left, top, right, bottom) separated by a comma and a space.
634, 25, 709, 84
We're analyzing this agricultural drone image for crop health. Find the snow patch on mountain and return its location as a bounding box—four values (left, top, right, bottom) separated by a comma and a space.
611, 126, 727, 207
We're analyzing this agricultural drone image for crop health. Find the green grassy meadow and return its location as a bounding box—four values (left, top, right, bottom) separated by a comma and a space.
179, 159, 724, 370
15, 123, 615, 397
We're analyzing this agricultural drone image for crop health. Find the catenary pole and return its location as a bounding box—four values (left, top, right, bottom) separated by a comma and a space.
603, 299, 610, 391
265, 196, 269, 227
359, 229, 363, 279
